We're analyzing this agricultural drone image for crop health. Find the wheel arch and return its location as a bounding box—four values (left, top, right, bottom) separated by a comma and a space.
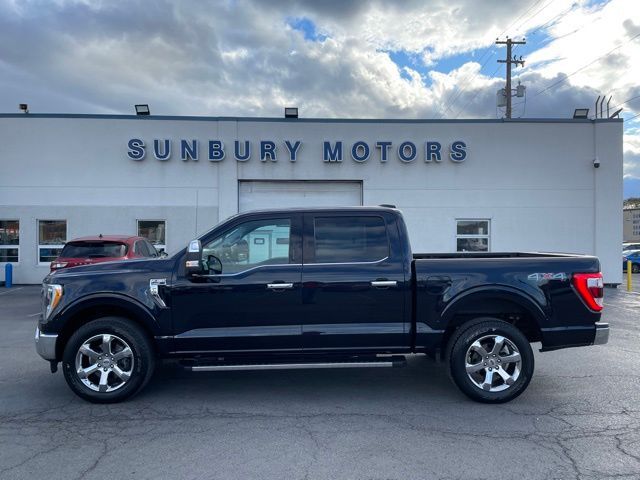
439, 286, 546, 351
55, 294, 159, 360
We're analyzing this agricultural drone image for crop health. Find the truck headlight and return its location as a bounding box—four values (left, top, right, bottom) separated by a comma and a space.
43, 284, 63, 320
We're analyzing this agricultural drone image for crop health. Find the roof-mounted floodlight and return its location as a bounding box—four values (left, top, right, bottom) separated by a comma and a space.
284, 107, 298, 118
573, 108, 589, 119
135, 104, 150, 116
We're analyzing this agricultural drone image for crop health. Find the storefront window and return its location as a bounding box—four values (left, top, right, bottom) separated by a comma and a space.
456, 219, 490, 252
38, 220, 67, 263
138, 220, 166, 254
0, 220, 19, 262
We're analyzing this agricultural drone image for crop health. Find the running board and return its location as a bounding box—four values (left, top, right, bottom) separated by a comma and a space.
185, 356, 407, 372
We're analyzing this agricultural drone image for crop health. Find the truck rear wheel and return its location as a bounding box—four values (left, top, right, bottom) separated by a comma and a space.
448, 318, 534, 403
62, 317, 155, 403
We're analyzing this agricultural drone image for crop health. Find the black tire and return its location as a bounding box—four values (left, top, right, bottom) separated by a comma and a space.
62, 317, 155, 403
447, 318, 534, 403
633, 263, 640, 274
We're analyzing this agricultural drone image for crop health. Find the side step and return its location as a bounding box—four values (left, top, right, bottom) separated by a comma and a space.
184, 356, 407, 372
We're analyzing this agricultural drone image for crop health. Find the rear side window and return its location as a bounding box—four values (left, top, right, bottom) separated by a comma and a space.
60, 242, 127, 258
134, 241, 148, 256
313, 216, 388, 263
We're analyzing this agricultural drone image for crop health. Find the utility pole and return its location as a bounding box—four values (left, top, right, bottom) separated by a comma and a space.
496, 37, 526, 119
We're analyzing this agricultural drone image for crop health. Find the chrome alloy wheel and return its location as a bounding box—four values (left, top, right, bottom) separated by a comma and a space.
465, 334, 522, 392
75, 334, 134, 393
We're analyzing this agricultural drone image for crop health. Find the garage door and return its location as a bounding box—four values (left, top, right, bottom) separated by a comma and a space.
239, 181, 362, 212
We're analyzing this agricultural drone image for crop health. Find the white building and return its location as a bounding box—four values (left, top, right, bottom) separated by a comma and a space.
0, 114, 623, 284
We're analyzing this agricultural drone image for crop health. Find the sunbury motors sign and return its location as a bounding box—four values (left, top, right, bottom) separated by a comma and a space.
127, 138, 467, 163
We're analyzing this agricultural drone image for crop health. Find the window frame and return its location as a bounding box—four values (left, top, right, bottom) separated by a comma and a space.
0, 219, 20, 263
200, 215, 298, 274
455, 218, 491, 252
305, 214, 390, 265
137, 219, 166, 254
37, 219, 68, 265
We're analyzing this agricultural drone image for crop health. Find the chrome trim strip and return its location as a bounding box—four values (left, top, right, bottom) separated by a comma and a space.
305, 257, 389, 266
190, 361, 398, 372
593, 322, 609, 345
371, 280, 397, 287
34, 327, 58, 361
267, 283, 294, 290
196, 263, 302, 278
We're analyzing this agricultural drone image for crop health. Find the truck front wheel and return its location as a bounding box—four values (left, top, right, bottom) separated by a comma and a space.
448, 319, 534, 403
62, 317, 155, 403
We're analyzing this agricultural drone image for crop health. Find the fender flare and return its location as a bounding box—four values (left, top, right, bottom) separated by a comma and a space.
58, 292, 161, 336
440, 285, 547, 329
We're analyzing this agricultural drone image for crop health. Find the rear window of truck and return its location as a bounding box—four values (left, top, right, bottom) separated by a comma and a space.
60, 242, 127, 258
313, 216, 389, 263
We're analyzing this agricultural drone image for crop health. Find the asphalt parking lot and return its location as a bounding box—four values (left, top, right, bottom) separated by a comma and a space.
0, 286, 639, 480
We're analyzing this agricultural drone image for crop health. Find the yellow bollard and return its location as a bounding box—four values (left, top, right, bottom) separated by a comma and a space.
628, 260, 633, 292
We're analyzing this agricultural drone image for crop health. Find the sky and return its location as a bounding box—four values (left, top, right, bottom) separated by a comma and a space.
0, 0, 639, 197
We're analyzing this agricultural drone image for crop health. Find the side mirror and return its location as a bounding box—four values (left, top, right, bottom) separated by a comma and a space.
185, 239, 203, 276
207, 255, 223, 275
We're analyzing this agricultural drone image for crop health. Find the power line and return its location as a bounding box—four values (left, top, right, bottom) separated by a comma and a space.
627, 112, 640, 121
533, 32, 640, 98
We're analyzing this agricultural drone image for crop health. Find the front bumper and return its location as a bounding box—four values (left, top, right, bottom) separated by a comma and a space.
35, 326, 58, 361
593, 322, 609, 345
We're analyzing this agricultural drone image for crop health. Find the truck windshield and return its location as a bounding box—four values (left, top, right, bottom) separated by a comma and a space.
60, 242, 127, 258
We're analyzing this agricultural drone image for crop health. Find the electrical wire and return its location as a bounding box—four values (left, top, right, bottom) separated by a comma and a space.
533, 32, 640, 98
438, 0, 546, 118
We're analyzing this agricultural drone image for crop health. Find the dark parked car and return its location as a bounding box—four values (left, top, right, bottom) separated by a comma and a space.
35, 207, 608, 404
50, 235, 159, 271
623, 250, 640, 273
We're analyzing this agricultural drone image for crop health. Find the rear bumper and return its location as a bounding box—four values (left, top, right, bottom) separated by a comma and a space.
539, 322, 609, 351
593, 322, 609, 345
35, 326, 58, 361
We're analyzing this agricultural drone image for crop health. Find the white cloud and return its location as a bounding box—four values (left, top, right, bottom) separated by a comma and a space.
0, 0, 637, 185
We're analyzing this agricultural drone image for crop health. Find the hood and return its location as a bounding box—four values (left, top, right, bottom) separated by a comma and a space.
45, 257, 174, 282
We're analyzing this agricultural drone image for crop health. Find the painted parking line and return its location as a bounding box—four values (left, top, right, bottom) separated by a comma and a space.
0, 287, 24, 296
28, 312, 41, 317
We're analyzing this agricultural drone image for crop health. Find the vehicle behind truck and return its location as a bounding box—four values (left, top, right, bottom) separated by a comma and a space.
35, 206, 608, 403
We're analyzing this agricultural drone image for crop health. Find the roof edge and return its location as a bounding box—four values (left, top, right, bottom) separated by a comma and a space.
0, 113, 624, 123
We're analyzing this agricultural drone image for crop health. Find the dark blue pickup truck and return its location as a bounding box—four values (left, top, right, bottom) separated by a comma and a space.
36, 206, 608, 403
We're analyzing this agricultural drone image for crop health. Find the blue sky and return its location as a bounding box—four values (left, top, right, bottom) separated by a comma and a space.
0, 0, 639, 196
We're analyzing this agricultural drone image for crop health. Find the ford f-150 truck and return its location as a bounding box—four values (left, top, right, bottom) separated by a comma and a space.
35, 207, 609, 404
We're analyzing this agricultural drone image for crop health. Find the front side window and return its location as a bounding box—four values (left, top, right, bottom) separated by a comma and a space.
0, 220, 19, 262
313, 216, 388, 263
202, 219, 291, 274
38, 220, 67, 263
138, 220, 166, 254
456, 219, 490, 252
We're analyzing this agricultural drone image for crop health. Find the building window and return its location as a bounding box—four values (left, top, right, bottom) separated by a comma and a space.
0, 220, 19, 262
138, 220, 166, 254
38, 220, 67, 263
456, 219, 490, 252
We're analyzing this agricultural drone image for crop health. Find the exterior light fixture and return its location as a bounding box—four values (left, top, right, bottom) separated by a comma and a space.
284, 107, 298, 118
573, 108, 589, 119
19, 103, 29, 114
135, 104, 150, 116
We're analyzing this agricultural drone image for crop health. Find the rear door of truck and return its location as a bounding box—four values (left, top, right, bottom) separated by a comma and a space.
300, 211, 409, 352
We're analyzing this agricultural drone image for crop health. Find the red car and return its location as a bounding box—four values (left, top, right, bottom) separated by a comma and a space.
50, 235, 160, 271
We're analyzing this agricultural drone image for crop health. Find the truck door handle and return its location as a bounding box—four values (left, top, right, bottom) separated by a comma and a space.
371, 280, 397, 288
267, 283, 294, 291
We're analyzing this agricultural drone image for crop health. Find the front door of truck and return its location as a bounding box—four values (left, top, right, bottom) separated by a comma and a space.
170, 214, 303, 353
301, 212, 408, 352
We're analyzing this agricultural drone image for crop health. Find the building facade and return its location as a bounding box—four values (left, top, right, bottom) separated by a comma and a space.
624, 207, 640, 242
0, 114, 623, 284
